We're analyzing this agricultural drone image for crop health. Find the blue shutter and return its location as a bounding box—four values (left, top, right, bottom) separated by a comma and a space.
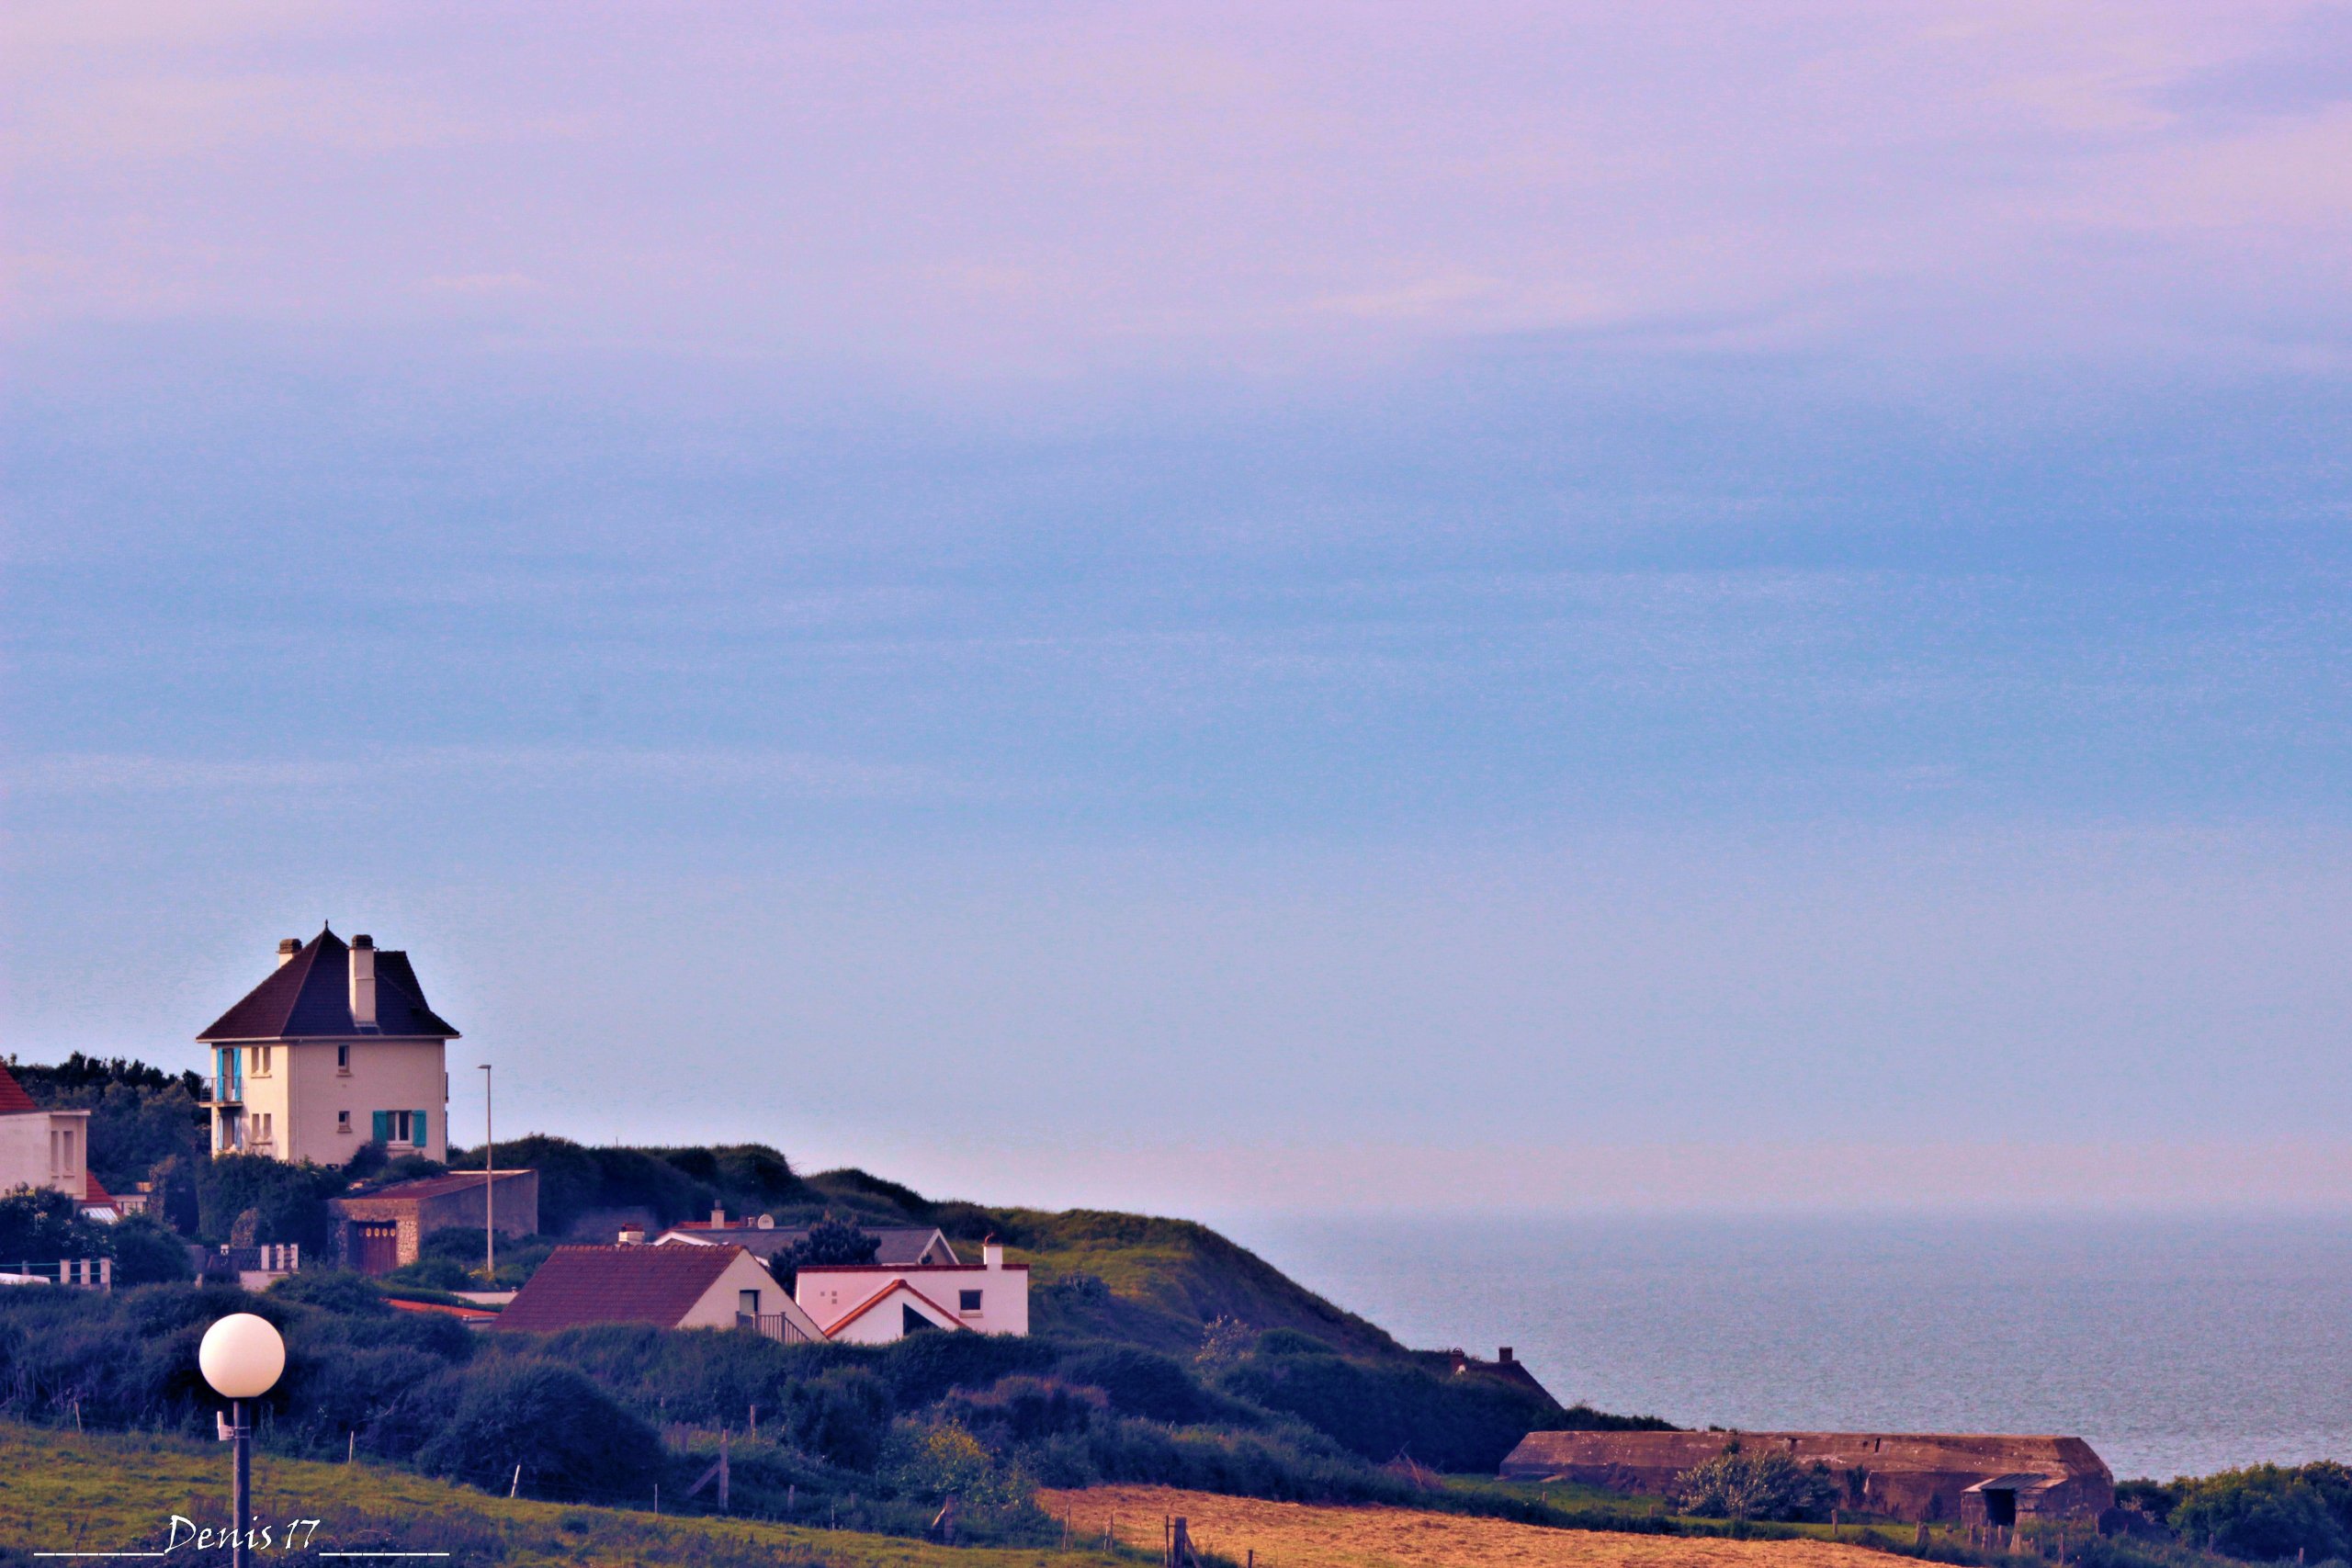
371, 1111, 390, 1143
413, 1110, 428, 1147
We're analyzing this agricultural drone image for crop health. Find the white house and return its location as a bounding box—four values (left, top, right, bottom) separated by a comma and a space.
0, 1062, 91, 1205
496, 1243, 825, 1340
197, 927, 456, 1165
796, 1241, 1030, 1344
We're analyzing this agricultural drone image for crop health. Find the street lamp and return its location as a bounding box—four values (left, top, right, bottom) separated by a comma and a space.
479, 1063, 494, 1280
199, 1313, 285, 1568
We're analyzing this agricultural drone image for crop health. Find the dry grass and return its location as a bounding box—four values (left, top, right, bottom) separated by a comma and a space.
1039, 1485, 1904, 1568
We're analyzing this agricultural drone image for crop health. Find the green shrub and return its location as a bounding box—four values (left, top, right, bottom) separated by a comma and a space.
2173, 1463, 2352, 1562
0, 1187, 113, 1267
414, 1359, 660, 1499
1216, 1342, 1558, 1472
878, 1419, 1031, 1508
788, 1367, 893, 1470
107, 1214, 194, 1285
1670, 1446, 1842, 1522
195, 1155, 345, 1249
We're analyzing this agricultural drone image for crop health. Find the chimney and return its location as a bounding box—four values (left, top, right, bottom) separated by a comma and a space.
276, 938, 300, 967
348, 934, 377, 1028
982, 1239, 1004, 1269
710, 1205, 726, 1228
1498, 1347, 1515, 1364
617, 1225, 645, 1245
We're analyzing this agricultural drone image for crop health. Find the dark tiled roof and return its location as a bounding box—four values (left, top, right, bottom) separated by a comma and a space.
496, 1245, 749, 1332
342, 1171, 527, 1202
198, 928, 459, 1042
662, 1224, 955, 1266
0, 1064, 37, 1114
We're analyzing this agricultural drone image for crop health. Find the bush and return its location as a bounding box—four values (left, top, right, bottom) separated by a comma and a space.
788, 1367, 893, 1470
414, 1359, 661, 1500
108, 1214, 195, 1285
878, 1419, 1031, 1508
1670, 1446, 1842, 1522
1057, 1345, 1223, 1426
1216, 1343, 1559, 1471
944, 1375, 1107, 1443
0, 1187, 113, 1267
2173, 1463, 2352, 1562
196, 1155, 345, 1249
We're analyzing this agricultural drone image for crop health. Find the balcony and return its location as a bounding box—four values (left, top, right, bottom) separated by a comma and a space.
736, 1312, 816, 1345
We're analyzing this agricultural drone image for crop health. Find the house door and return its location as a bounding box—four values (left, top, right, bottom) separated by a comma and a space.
354, 1224, 401, 1276
1984, 1489, 2018, 1529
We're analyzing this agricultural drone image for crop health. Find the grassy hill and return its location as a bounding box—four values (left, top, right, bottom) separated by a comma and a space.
0, 1422, 1120, 1568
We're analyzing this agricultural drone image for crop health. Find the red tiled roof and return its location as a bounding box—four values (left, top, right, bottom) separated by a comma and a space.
198, 928, 459, 1042
0, 1064, 37, 1114
496, 1245, 750, 1332
81, 1174, 119, 1213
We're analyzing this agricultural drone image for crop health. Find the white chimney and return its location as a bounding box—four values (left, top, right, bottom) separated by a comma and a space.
348, 934, 378, 1028
276, 938, 300, 967
983, 1240, 1004, 1269
710, 1205, 726, 1228
617, 1225, 645, 1245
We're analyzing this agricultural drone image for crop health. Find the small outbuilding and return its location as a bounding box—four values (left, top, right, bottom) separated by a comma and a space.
329, 1169, 540, 1275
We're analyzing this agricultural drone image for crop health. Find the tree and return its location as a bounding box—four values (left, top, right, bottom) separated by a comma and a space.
775, 1213, 879, 1286
2173, 1464, 2352, 1563
197, 1155, 346, 1248
0, 1187, 112, 1268
108, 1213, 195, 1284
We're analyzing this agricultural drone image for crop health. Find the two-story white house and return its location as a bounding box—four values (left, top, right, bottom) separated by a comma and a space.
0, 1061, 92, 1204
198, 927, 456, 1165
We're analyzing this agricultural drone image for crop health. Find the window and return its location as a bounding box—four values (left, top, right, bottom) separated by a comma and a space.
373, 1109, 427, 1145
254, 1113, 273, 1145
253, 1045, 272, 1076
958, 1289, 983, 1314
336, 1044, 350, 1073
51, 1129, 77, 1177
739, 1289, 762, 1317
337, 1111, 352, 1134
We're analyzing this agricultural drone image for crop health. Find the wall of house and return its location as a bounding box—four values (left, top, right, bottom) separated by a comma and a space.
679, 1250, 794, 1328
218, 1039, 447, 1165
0, 1111, 89, 1201
795, 1255, 1032, 1339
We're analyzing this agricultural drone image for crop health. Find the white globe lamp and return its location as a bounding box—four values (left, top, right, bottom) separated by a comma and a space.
199, 1313, 285, 1399
199, 1314, 285, 1568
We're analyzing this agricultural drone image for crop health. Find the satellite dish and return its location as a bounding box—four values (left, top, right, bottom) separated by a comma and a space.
756, 1213, 775, 1230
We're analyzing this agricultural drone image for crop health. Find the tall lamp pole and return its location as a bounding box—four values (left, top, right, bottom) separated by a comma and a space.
479, 1063, 494, 1281
199, 1313, 286, 1568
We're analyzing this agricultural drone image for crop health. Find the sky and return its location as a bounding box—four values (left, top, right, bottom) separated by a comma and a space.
4, 2, 2348, 1214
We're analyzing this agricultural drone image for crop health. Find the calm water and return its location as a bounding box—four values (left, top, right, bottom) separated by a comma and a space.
1224, 1213, 2352, 1480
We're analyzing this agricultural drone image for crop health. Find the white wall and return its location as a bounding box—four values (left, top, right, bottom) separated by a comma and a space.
0, 1111, 90, 1201
796, 1253, 1030, 1340
215, 1038, 447, 1165
677, 1250, 807, 1330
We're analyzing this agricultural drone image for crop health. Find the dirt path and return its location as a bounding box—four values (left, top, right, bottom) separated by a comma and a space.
1037, 1486, 1898, 1568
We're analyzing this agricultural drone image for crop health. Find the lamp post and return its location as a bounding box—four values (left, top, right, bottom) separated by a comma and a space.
479, 1063, 494, 1280
199, 1313, 285, 1568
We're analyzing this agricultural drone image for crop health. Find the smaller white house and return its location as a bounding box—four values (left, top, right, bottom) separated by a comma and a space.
0, 1063, 91, 1206
797, 1241, 1031, 1344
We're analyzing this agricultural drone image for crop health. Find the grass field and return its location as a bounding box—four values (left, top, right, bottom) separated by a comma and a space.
0, 1423, 1116, 1568
1038, 1486, 1911, 1568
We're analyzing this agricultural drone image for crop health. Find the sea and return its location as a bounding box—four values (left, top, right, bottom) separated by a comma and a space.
1224, 1213, 2352, 1481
